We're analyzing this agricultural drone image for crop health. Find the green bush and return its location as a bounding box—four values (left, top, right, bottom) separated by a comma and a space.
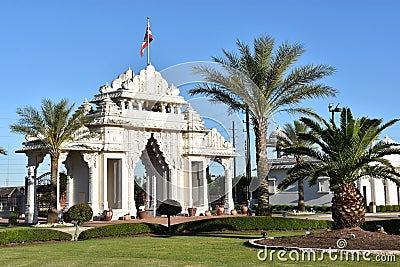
157, 199, 182, 216
252, 204, 258, 211
320, 206, 329, 212
173, 216, 333, 233
0, 228, 72, 245
67, 204, 93, 225
78, 223, 165, 240
394, 205, 400, 212
8, 207, 19, 226
376, 205, 381, 212
387, 205, 394, 212
379, 205, 386, 212
362, 219, 400, 235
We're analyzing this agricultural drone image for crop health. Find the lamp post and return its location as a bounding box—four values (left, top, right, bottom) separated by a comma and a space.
328, 103, 342, 123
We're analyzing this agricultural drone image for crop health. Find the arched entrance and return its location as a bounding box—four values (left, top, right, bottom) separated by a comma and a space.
140, 135, 170, 216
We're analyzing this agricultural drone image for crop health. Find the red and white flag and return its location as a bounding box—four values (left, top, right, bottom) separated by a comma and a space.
140, 18, 153, 57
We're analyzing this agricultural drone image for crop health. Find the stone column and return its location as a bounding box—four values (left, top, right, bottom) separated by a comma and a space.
129, 172, 137, 217
188, 160, 193, 209
221, 158, 234, 214
170, 169, 177, 200
83, 152, 99, 215
58, 153, 68, 212
152, 174, 156, 217
369, 176, 377, 213
65, 174, 73, 209
25, 165, 36, 224
203, 159, 210, 211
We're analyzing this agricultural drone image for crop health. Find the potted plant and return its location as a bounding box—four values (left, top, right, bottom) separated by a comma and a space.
104, 208, 113, 221
124, 213, 131, 220
216, 205, 224, 215
137, 205, 148, 219
188, 207, 197, 217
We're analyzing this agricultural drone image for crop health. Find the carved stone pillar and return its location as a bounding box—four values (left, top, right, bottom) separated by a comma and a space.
83, 152, 99, 215
221, 158, 234, 214
25, 165, 36, 224
152, 174, 157, 217
58, 152, 68, 211
65, 175, 73, 209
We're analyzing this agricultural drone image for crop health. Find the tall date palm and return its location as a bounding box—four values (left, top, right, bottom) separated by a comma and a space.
280, 108, 400, 228
190, 35, 337, 215
10, 98, 92, 222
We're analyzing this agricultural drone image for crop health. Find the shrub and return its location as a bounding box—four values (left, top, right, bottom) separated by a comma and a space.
8, 207, 19, 226
157, 199, 182, 216
173, 216, 333, 233
320, 206, 329, 212
387, 205, 394, 212
0, 228, 72, 245
376, 205, 381, 212
379, 205, 386, 212
67, 204, 93, 225
157, 199, 182, 233
78, 223, 165, 240
283, 205, 291, 211
362, 219, 400, 235
394, 205, 400, 212
252, 204, 258, 211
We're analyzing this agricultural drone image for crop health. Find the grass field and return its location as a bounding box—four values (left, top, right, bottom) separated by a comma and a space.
0, 231, 398, 266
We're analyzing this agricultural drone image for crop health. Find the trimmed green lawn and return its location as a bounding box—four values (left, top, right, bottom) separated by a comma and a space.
0, 232, 398, 266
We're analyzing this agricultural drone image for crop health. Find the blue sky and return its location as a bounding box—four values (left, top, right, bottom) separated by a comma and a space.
1, 0, 400, 186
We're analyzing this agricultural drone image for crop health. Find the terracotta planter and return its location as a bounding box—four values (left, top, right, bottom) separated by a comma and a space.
241, 205, 248, 215
104, 209, 113, 221
204, 210, 211, 216
216, 206, 224, 215
188, 207, 197, 217
138, 210, 148, 219
231, 209, 237, 215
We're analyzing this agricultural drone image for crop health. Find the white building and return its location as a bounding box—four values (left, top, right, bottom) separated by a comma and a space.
18, 65, 238, 223
267, 129, 400, 209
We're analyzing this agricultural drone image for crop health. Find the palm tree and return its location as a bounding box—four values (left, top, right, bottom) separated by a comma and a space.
0, 147, 6, 155
10, 99, 92, 222
189, 35, 337, 215
276, 120, 312, 212
280, 108, 400, 228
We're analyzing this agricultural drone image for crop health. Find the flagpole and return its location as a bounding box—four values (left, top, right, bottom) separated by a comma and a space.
147, 17, 150, 66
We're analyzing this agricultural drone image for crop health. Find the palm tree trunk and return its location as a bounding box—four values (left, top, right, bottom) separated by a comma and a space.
296, 156, 305, 212
332, 183, 366, 228
297, 178, 305, 212
48, 152, 60, 223
256, 117, 271, 216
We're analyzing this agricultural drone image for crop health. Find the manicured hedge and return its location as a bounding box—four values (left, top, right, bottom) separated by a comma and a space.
173, 216, 333, 232
376, 205, 400, 213
0, 228, 72, 246
362, 219, 400, 235
270, 204, 332, 212
78, 223, 165, 240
